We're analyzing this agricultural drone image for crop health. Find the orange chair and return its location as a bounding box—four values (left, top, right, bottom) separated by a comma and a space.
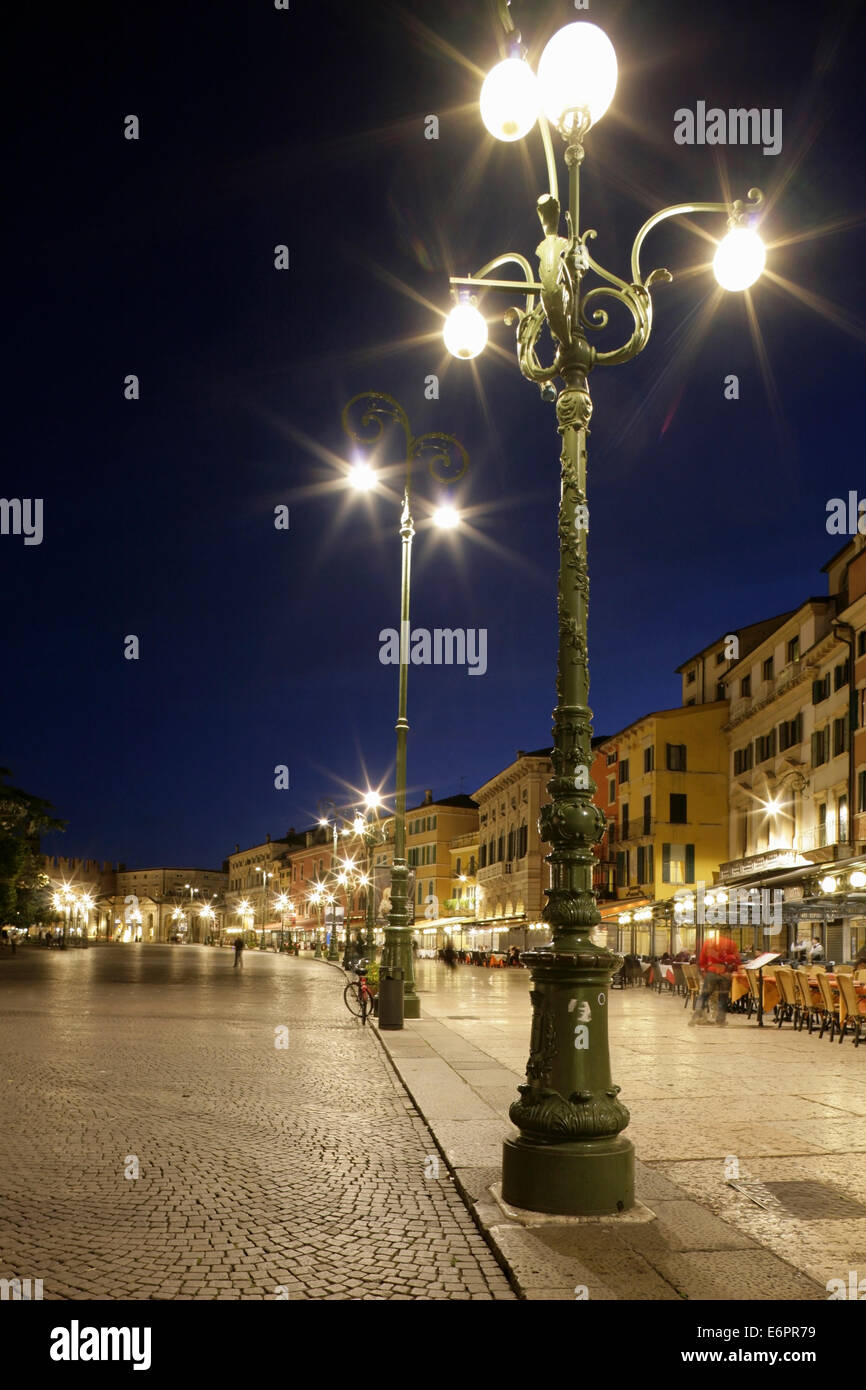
815, 971, 840, 1041
837, 974, 866, 1046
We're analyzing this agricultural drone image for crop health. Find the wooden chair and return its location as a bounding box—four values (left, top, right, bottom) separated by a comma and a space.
672, 962, 686, 998
835, 964, 854, 975
682, 962, 700, 1011
836, 973, 866, 1047
815, 970, 840, 1040
774, 967, 800, 1029
792, 969, 819, 1032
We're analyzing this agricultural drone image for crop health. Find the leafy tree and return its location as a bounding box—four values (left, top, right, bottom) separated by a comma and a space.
0, 769, 66, 927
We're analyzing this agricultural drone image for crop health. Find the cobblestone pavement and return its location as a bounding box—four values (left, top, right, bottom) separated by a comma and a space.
0, 946, 514, 1300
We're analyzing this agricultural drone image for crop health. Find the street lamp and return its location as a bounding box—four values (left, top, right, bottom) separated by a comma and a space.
443, 12, 767, 1215
356, 792, 386, 956
340, 392, 469, 1018
274, 893, 291, 950
308, 888, 325, 957
199, 902, 215, 944
254, 867, 273, 951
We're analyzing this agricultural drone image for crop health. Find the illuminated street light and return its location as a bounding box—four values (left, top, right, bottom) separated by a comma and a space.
480, 56, 539, 142
350, 459, 376, 490
442, 10, 770, 1217
536, 21, 618, 132
713, 225, 766, 291
443, 300, 488, 360
432, 504, 460, 530
340, 393, 470, 1015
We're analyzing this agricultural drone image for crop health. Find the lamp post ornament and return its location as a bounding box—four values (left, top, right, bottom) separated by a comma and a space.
444, 11, 767, 1215
340, 394, 469, 1018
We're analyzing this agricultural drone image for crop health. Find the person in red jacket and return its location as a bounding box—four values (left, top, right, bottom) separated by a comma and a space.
689, 933, 741, 1027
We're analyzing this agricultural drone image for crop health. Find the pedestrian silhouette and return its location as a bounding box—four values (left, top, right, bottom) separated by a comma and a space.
233, 937, 244, 969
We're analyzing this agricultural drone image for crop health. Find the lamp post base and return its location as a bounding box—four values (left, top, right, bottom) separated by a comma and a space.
502, 1133, 634, 1217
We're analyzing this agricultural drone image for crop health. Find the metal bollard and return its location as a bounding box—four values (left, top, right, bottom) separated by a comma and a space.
377, 967, 405, 1031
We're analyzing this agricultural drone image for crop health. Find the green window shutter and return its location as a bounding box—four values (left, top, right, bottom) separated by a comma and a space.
685, 845, 695, 883
616, 851, 625, 886
645, 847, 654, 882
662, 844, 671, 884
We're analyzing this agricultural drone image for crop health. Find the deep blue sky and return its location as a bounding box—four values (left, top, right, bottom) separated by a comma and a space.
6, 0, 865, 868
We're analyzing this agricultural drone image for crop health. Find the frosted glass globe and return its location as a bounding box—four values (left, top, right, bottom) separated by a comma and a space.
480, 58, 539, 142
537, 22, 618, 132
713, 227, 766, 291
443, 303, 487, 359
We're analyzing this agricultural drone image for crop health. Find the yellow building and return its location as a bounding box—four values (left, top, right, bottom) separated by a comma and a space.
447, 830, 479, 925
377, 790, 479, 947
601, 704, 729, 955
472, 749, 553, 950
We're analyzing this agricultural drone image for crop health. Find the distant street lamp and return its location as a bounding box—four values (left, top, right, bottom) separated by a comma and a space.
274, 893, 291, 950
443, 9, 767, 1215
341, 393, 469, 1017
199, 902, 215, 944
312, 888, 327, 957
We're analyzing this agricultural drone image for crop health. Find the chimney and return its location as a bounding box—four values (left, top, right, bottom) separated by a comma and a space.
235, 844, 240, 854
266, 833, 271, 844
517, 750, 525, 759
424, 789, 433, 805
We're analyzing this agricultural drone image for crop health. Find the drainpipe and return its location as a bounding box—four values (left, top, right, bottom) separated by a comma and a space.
832, 620, 856, 849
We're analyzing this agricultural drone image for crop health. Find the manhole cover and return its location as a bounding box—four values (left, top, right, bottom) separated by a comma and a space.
731, 1180, 866, 1220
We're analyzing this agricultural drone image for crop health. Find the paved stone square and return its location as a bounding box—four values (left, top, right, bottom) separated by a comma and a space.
393, 961, 866, 1299
0, 946, 514, 1300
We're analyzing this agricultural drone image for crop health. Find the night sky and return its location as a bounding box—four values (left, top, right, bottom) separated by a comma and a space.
6, 0, 865, 869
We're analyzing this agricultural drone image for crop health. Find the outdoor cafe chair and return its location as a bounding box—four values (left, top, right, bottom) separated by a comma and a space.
836, 973, 866, 1047
835, 964, 854, 975
681, 962, 700, 1010
743, 966, 765, 1020
672, 962, 686, 997
792, 969, 819, 1033
774, 967, 800, 1029
815, 970, 840, 1041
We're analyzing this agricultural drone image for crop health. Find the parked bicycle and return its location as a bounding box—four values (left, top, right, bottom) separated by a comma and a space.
343, 958, 376, 1024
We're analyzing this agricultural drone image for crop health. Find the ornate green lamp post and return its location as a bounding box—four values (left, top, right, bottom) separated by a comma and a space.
340, 393, 469, 1019
443, 10, 767, 1215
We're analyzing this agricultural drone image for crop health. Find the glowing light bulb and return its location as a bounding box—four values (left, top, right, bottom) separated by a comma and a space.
480, 57, 539, 142
537, 22, 617, 133
713, 226, 765, 291
433, 504, 460, 529
819, 875, 837, 894
443, 302, 487, 360
850, 870, 866, 890
350, 461, 376, 491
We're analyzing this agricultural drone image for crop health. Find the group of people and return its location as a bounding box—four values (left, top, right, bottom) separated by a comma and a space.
439, 943, 523, 970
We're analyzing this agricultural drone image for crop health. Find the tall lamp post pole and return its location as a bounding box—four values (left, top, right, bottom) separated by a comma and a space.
356, 792, 384, 957
318, 801, 345, 961
442, 12, 767, 1215
340, 394, 469, 1018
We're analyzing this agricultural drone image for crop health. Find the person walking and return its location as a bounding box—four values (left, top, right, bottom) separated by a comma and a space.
689, 932, 741, 1027
233, 936, 244, 969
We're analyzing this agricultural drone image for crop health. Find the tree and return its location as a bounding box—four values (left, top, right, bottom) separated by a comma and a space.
0, 769, 66, 927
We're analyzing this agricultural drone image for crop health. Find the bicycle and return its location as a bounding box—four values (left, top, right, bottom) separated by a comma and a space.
343, 958, 376, 1024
